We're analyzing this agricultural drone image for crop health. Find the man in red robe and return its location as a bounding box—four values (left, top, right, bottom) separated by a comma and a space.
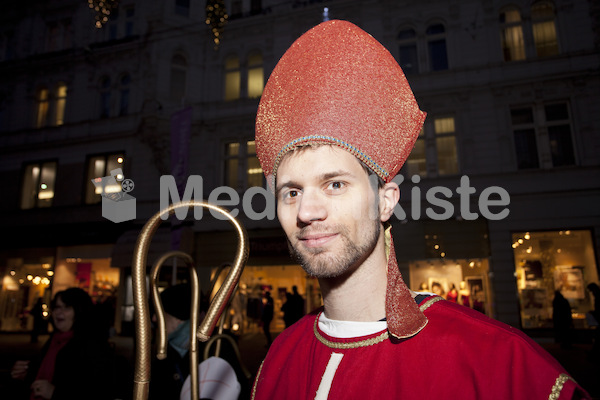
251, 20, 589, 399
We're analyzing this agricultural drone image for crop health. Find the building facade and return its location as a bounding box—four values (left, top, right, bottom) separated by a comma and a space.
0, 0, 598, 335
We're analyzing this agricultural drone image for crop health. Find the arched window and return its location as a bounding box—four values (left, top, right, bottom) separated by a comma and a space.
224, 55, 241, 101
119, 74, 131, 116
54, 82, 67, 126
170, 54, 187, 103
99, 76, 111, 118
499, 6, 525, 61
35, 87, 49, 128
426, 24, 448, 71
397, 28, 418, 74
247, 51, 264, 98
532, 1, 559, 57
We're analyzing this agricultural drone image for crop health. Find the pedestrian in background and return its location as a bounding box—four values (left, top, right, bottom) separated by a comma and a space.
261, 291, 274, 346
10, 287, 127, 399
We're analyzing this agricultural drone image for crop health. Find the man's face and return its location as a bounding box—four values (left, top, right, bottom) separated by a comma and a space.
275, 146, 383, 279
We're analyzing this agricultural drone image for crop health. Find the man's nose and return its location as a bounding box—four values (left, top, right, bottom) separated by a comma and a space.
297, 189, 327, 224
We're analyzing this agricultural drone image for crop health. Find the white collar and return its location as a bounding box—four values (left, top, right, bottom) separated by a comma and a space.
318, 312, 387, 339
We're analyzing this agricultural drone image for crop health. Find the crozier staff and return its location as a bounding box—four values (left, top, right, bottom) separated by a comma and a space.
250, 20, 589, 399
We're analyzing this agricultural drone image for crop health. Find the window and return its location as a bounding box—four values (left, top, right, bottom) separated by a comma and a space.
230, 0, 243, 19
46, 23, 60, 52
247, 52, 264, 98
224, 140, 262, 190
85, 153, 125, 204
250, 0, 262, 16
54, 83, 67, 126
118, 74, 131, 116
499, 7, 525, 61
404, 128, 426, 177
426, 24, 448, 71
224, 55, 241, 101
124, 6, 135, 37
1, 30, 16, 61
434, 117, 458, 175
35, 88, 50, 128
531, 1, 558, 57
170, 55, 187, 103
511, 108, 539, 169
175, 0, 190, 16
510, 102, 575, 169
99, 76, 111, 118
397, 28, 419, 74
21, 161, 57, 209
104, 5, 135, 40
404, 116, 459, 178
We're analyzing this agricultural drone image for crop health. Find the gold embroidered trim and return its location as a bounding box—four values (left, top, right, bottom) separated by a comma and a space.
313, 313, 389, 349
250, 360, 265, 400
419, 295, 444, 312
549, 373, 575, 400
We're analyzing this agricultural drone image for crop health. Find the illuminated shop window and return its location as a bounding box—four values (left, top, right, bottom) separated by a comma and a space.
85, 153, 125, 204
513, 230, 599, 329
20, 161, 57, 209
397, 28, 419, 74
224, 55, 241, 101
247, 51, 264, 99
224, 139, 263, 190
510, 102, 575, 169
409, 258, 492, 316
499, 7, 525, 61
426, 24, 448, 71
532, 1, 559, 57
170, 54, 188, 102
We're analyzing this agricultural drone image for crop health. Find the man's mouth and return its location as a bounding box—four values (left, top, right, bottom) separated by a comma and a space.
298, 233, 338, 248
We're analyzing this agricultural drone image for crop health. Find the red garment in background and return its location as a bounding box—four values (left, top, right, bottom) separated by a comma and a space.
31, 330, 74, 399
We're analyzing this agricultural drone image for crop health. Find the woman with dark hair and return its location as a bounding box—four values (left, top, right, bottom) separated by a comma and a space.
10, 288, 126, 399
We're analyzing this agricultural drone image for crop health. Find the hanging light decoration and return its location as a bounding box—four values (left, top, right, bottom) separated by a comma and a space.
88, 0, 119, 28
205, 0, 228, 49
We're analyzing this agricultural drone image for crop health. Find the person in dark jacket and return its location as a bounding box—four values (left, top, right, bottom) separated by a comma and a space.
10, 288, 122, 400
149, 283, 195, 400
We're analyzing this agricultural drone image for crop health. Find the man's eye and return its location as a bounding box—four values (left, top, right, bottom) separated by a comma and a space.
328, 181, 344, 190
282, 189, 300, 200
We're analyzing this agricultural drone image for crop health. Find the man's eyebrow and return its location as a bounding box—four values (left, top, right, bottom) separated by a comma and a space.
319, 170, 354, 181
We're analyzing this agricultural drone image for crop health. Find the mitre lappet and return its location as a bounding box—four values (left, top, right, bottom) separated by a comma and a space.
255, 20, 428, 339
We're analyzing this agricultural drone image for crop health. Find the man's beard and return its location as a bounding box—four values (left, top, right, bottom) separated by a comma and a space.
288, 220, 381, 279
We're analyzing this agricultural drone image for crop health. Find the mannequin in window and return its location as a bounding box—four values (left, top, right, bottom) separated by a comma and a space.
446, 284, 459, 303
459, 281, 471, 308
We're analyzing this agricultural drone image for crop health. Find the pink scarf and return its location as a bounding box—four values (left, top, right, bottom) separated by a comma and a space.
31, 330, 74, 399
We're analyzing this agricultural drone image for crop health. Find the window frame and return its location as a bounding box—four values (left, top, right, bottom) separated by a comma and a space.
84, 152, 127, 204
510, 101, 576, 170
20, 160, 58, 209
222, 138, 264, 191
403, 115, 460, 178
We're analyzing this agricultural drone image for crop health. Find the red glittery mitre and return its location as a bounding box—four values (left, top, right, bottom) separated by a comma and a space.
255, 19, 426, 186
255, 20, 428, 340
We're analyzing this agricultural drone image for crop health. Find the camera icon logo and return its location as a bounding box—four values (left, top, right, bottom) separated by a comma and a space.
91, 168, 136, 223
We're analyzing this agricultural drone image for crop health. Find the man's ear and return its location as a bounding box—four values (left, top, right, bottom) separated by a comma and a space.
379, 182, 399, 222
